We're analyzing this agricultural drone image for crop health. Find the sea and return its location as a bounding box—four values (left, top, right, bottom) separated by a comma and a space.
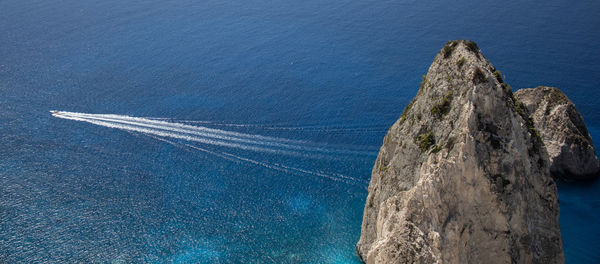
1, 0, 599, 263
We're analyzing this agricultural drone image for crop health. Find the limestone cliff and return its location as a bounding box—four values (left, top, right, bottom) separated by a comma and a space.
357, 40, 564, 263
515, 86, 600, 180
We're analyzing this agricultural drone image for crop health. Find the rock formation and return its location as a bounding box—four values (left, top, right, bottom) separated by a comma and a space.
514, 86, 600, 180
357, 40, 564, 263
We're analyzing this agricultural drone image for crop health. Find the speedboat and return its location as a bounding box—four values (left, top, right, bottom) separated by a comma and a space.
49, 110, 59, 114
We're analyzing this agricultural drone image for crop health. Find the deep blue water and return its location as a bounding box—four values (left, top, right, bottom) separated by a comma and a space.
1, 0, 599, 263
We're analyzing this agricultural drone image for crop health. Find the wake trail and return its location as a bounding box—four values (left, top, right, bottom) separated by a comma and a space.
53, 111, 377, 157
57, 111, 305, 145
159, 118, 389, 132
188, 144, 367, 185
56, 112, 306, 151
147, 135, 364, 186
53, 113, 303, 156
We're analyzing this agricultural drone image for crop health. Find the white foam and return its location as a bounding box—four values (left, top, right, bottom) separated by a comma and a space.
145, 134, 363, 185
53, 111, 369, 185
176, 140, 363, 185
56, 111, 302, 144
53, 113, 301, 156
55, 112, 305, 151
170, 119, 389, 132
52, 111, 377, 157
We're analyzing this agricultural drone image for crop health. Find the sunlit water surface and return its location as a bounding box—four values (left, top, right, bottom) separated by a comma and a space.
1, 0, 599, 262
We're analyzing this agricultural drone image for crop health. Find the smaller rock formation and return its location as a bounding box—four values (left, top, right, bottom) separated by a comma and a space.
515, 86, 600, 180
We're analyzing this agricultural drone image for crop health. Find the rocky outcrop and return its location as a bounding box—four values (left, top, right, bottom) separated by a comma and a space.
514, 86, 600, 180
357, 40, 564, 263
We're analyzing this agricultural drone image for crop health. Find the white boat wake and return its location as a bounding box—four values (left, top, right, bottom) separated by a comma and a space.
146, 135, 367, 185
51, 111, 375, 157
149, 118, 389, 133
51, 110, 372, 185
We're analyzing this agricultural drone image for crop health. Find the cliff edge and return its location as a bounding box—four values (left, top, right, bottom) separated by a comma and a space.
357, 40, 564, 263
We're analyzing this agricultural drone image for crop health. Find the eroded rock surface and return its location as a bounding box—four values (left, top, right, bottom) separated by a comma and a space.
357, 40, 564, 264
514, 86, 599, 180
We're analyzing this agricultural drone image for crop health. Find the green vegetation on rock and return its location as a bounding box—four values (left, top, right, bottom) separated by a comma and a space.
472, 67, 487, 84
416, 131, 435, 151
465, 40, 480, 56
493, 70, 503, 83
443, 41, 457, 58
431, 92, 453, 118
445, 137, 456, 150
457, 57, 466, 67
399, 99, 415, 123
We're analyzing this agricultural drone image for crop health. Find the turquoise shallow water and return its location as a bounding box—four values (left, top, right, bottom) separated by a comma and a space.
1, 0, 599, 263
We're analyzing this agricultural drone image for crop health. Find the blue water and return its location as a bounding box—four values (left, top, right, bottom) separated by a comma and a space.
1, 0, 599, 262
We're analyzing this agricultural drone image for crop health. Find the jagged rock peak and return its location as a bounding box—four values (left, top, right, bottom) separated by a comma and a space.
515, 86, 600, 180
356, 40, 564, 263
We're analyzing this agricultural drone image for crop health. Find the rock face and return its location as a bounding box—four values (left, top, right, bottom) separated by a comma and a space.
356, 40, 564, 263
514, 86, 600, 180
